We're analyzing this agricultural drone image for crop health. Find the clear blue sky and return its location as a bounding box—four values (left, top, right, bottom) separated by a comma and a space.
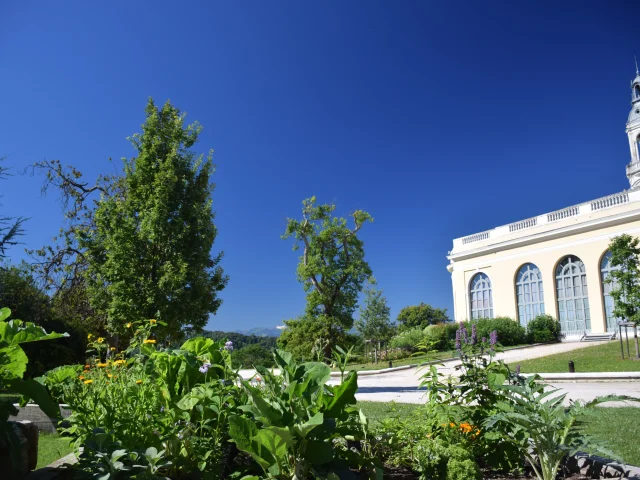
1, 1, 639, 331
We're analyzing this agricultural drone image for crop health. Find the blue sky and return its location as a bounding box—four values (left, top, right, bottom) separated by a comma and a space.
1, 1, 639, 331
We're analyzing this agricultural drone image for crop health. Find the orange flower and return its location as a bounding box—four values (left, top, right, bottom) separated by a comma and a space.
449, 422, 456, 428
84, 364, 91, 369
459, 423, 473, 433
78, 375, 85, 380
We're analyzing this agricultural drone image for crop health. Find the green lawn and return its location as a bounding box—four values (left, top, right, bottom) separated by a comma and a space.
37, 433, 74, 469
358, 402, 640, 466
342, 344, 531, 372
510, 341, 640, 373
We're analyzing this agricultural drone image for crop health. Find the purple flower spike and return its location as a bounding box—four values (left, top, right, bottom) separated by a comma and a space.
224, 341, 234, 351
455, 329, 461, 350
471, 324, 477, 345
199, 362, 211, 374
460, 325, 468, 344
490, 330, 498, 351
481, 337, 487, 344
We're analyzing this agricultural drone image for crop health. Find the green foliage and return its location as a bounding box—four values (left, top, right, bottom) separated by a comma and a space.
411, 439, 480, 480
232, 344, 275, 369
462, 317, 526, 346
389, 327, 424, 352
607, 234, 640, 324
282, 197, 372, 358
355, 278, 395, 342
79, 99, 227, 339
486, 376, 638, 480
48, 326, 245, 478
526, 314, 561, 343
396, 303, 449, 332
278, 315, 358, 361
228, 349, 375, 479
422, 323, 451, 351
198, 330, 278, 350
0, 308, 67, 476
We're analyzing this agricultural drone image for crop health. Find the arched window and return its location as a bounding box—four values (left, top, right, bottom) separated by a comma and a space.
600, 251, 622, 332
637, 135, 640, 159
469, 272, 493, 319
555, 256, 591, 336
516, 263, 545, 327
635, 85, 640, 99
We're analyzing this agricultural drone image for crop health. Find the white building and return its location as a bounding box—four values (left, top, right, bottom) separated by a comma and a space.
447, 69, 640, 339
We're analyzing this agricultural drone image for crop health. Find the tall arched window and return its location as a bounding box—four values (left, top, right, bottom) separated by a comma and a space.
600, 251, 622, 332
516, 263, 545, 327
555, 256, 591, 336
469, 272, 493, 319
635, 85, 640, 99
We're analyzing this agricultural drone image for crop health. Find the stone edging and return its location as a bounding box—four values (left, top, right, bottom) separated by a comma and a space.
566, 452, 640, 479
534, 372, 640, 381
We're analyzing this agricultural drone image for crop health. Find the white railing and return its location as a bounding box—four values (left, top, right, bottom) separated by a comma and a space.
509, 217, 537, 232
590, 191, 629, 211
462, 231, 490, 244
547, 206, 579, 223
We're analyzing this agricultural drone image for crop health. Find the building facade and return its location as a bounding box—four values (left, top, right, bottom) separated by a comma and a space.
447, 70, 640, 339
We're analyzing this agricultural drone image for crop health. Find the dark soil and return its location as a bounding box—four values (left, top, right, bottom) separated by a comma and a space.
384, 465, 590, 480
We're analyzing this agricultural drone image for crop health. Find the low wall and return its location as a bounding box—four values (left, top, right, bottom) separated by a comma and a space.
8, 405, 72, 434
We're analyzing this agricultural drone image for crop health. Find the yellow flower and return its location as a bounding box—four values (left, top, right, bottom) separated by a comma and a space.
107, 374, 113, 378
136, 380, 142, 385
83, 379, 93, 384
149, 319, 157, 324
97, 337, 105, 344
126, 322, 132, 328
87, 334, 92, 340
110, 347, 116, 351
97, 362, 108, 368
143, 339, 156, 344
114, 359, 126, 366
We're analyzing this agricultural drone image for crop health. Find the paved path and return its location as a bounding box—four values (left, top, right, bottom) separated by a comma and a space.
241, 342, 640, 406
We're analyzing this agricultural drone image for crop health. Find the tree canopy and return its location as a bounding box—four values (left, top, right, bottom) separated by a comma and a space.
0, 157, 26, 258
396, 303, 449, 331
355, 278, 395, 341
279, 197, 372, 357
608, 234, 640, 324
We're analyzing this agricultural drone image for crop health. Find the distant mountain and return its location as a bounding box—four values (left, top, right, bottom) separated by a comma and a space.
237, 326, 283, 337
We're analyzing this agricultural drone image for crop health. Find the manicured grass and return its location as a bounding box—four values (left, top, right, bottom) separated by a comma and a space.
510, 341, 640, 373
37, 433, 73, 469
358, 402, 640, 466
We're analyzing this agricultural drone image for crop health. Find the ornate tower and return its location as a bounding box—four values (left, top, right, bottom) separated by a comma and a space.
625, 62, 640, 188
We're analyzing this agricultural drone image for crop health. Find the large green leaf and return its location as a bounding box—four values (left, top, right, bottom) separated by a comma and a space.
294, 411, 323, 439
0, 308, 10, 322
5, 378, 60, 418
325, 371, 358, 417
247, 385, 284, 425
0, 345, 28, 380
302, 362, 331, 389
180, 337, 215, 357
305, 440, 334, 465
229, 415, 282, 472
0, 320, 68, 346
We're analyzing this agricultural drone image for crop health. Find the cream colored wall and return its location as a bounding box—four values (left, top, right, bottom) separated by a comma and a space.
450, 218, 640, 332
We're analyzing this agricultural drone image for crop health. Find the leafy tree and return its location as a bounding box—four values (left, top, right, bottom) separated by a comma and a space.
608, 234, 640, 324
355, 277, 394, 342
30, 99, 228, 339
396, 303, 449, 332
232, 344, 275, 368
281, 197, 372, 357
0, 157, 26, 257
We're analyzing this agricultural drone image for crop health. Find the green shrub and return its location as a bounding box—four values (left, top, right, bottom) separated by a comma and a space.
389, 328, 423, 352
527, 314, 561, 343
412, 438, 480, 480
464, 317, 526, 346
423, 323, 450, 351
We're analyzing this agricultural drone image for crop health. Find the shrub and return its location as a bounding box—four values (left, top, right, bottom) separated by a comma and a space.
423, 323, 450, 351
465, 317, 526, 346
389, 327, 423, 352
527, 314, 561, 343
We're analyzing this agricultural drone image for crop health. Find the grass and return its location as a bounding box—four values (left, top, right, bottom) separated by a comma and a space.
341, 344, 532, 372
37, 433, 74, 469
510, 341, 640, 373
358, 401, 640, 466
